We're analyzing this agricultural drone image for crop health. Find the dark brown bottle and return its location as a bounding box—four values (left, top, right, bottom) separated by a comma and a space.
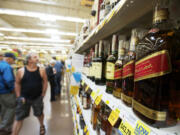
87, 51, 91, 79
92, 44, 98, 82
113, 40, 125, 98
82, 90, 91, 110
89, 48, 94, 80
106, 35, 118, 94
122, 29, 138, 107
104, 105, 112, 135
133, 0, 180, 127
92, 103, 101, 130
95, 40, 106, 85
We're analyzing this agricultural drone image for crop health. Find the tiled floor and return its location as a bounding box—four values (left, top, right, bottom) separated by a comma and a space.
20, 77, 73, 135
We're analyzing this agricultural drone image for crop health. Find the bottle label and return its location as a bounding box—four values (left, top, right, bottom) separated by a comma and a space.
114, 68, 122, 79
106, 62, 115, 80
132, 99, 167, 121
95, 62, 102, 79
134, 50, 171, 82
121, 93, 132, 104
122, 61, 135, 78
89, 66, 93, 77
92, 62, 96, 77
83, 97, 87, 108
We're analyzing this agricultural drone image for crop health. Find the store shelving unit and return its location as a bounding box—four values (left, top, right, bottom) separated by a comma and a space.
81, 74, 180, 135
75, 0, 152, 53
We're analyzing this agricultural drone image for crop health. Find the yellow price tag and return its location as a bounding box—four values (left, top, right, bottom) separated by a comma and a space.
70, 86, 79, 95
81, 80, 85, 85
108, 109, 120, 126
106, 100, 110, 105
95, 94, 103, 105
72, 66, 75, 72
90, 91, 98, 100
134, 120, 151, 135
119, 121, 134, 135
85, 85, 89, 92
66, 69, 70, 72
84, 125, 88, 133
86, 130, 90, 135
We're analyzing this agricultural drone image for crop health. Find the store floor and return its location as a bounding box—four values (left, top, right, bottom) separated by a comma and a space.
20, 78, 73, 135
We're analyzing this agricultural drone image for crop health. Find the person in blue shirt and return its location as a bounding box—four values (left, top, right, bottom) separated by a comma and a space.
0, 52, 16, 134
53, 57, 63, 96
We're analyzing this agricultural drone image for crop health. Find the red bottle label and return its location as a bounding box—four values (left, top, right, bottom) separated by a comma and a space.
122, 61, 135, 78
114, 68, 122, 79
135, 50, 172, 82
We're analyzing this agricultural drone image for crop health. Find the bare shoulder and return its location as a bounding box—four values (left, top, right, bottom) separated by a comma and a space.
39, 67, 46, 76
17, 67, 25, 79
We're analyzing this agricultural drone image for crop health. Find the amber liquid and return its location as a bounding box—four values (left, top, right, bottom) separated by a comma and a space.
92, 104, 101, 130
122, 53, 135, 107
113, 60, 123, 98
133, 28, 180, 127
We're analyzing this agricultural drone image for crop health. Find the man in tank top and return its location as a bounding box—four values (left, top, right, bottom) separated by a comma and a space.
12, 53, 48, 135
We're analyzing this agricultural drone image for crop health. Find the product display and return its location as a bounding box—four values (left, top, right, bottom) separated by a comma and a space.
133, 0, 180, 127
106, 35, 118, 94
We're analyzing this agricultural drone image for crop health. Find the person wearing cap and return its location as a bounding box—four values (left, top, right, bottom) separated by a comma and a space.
0, 52, 16, 134
45, 60, 56, 102
0, 51, 3, 61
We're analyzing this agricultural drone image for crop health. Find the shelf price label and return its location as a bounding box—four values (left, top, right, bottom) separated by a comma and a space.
81, 80, 85, 85
84, 125, 88, 133
91, 91, 98, 100
119, 121, 134, 135
134, 120, 151, 135
108, 109, 120, 126
86, 130, 90, 135
95, 94, 103, 105
106, 100, 110, 105
85, 85, 89, 92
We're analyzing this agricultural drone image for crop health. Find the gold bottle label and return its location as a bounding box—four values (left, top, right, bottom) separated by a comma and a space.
153, 8, 169, 23
135, 50, 172, 82
106, 62, 115, 80
95, 62, 102, 79
121, 93, 132, 104
132, 99, 167, 121
113, 89, 121, 98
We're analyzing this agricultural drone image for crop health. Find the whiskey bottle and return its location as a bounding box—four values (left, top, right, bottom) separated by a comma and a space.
106, 35, 118, 94
92, 103, 101, 130
122, 29, 138, 107
133, 0, 180, 127
92, 44, 98, 82
95, 40, 106, 85
89, 48, 94, 80
82, 91, 91, 110
87, 51, 91, 79
113, 40, 125, 98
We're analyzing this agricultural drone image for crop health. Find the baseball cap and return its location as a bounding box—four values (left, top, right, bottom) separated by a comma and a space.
4, 52, 16, 60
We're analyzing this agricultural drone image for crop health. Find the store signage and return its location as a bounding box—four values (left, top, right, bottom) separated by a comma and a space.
134, 120, 151, 135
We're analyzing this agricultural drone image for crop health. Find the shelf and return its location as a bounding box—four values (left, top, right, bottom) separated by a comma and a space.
75, 0, 152, 53
82, 74, 180, 135
77, 96, 97, 135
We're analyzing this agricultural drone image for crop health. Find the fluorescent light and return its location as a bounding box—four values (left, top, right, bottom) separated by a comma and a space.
0, 41, 73, 47
0, 33, 4, 36
3, 36, 71, 43
0, 27, 77, 36
0, 8, 86, 23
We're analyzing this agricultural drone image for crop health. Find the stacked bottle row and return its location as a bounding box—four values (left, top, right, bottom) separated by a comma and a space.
82, 0, 180, 128
78, 81, 121, 135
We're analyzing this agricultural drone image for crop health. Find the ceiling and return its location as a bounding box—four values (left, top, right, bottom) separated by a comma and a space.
0, 0, 92, 52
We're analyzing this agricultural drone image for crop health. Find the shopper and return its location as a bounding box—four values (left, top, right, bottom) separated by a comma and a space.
0, 51, 3, 61
12, 53, 48, 135
53, 57, 63, 96
46, 60, 56, 102
0, 52, 16, 134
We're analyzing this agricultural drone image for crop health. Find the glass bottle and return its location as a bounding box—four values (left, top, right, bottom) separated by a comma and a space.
87, 51, 91, 79
106, 35, 118, 94
122, 29, 138, 107
133, 0, 180, 127
113, 40, 125, 98
92, 44, 98, 82
95, 40, 106, 85
104, 105, 112, 135
92, 103, 101, 130
82, 90, 91, 110
89, 48, 94, 80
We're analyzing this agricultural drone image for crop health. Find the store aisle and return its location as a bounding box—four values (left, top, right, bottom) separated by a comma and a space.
20, 76, 73, 135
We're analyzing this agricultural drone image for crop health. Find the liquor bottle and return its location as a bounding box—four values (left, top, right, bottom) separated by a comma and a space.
82, 90, 91, 109
122, 29, 138, 107
92, 44, 98, 82
87, 51, 91, 79
106, 35, 118, 94
95, 40, 106, 85
133, 0, 180, 127
113, 40, 125, 98
104, 105, 112, 135
89, 48, 94, 80
92, 103, 101, 130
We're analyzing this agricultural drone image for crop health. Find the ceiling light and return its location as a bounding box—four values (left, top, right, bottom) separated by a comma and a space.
0, 33, 4, 36
0, 41, 73, 47
3, 36, 70, 43
0, 8, 86, 23
0, 27, 77, 36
